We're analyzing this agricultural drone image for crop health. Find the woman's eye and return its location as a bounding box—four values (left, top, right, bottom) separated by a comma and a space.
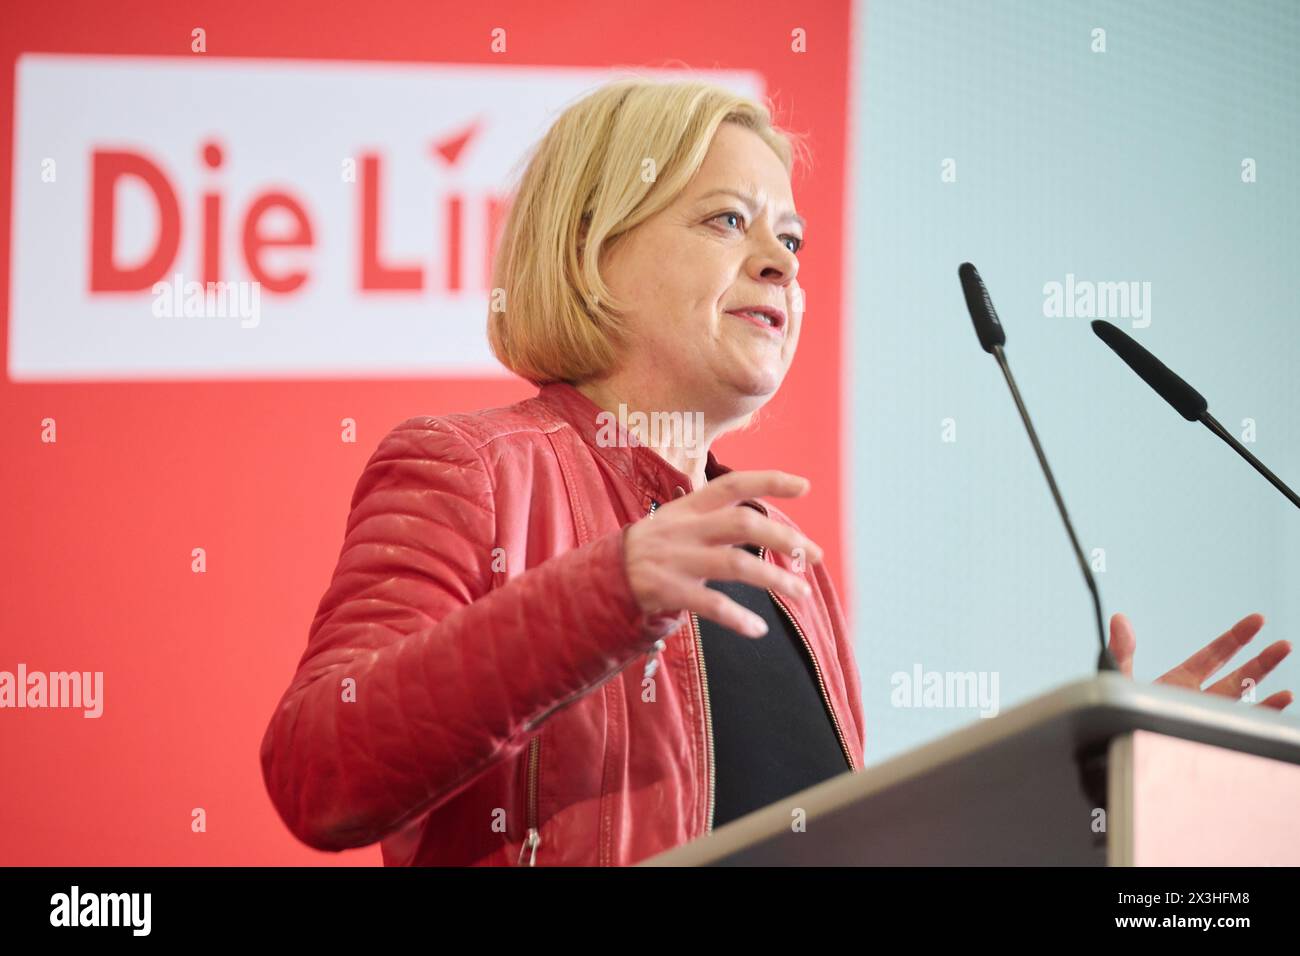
711, 212, 802, 254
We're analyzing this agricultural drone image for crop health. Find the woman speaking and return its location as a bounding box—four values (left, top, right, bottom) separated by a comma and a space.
259, 78, 1291, 867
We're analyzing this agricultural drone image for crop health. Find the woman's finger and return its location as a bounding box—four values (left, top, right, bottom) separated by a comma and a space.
682, 470, 811, 513
678, 583, 769, 637
692, 506, 822, 564
1257, 690, 1294, 710
673, 544, 812, 602
1204, 640, 1293, 698
1157, 613, 1265, 686
1108, 613, 1136, 678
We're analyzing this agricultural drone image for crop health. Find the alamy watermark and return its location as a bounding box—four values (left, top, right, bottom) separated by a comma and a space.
1043, 273, 1150, 328
890, 664, 1000, 718
152, 272, 261, 328
1, 664, 103, 718
50, 886, 150, 935
594, 403, 706, 459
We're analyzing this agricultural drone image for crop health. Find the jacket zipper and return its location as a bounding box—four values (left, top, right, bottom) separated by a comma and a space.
517, 736, 541, 866
641, 500, 668, 681
759, 545, 857, 772
643, 499, 715, 833
691, 608, 716, 833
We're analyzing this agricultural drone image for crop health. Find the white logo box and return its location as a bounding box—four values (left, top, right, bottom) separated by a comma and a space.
9, 54, 761, 380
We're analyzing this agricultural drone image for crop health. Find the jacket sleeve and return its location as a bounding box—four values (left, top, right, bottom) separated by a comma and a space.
260, 416, 674, 852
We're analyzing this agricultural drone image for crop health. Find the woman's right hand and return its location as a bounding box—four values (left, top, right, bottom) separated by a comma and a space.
622, 471, 824, 638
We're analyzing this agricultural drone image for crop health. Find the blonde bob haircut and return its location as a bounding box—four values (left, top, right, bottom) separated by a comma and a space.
487, 78, 810, 386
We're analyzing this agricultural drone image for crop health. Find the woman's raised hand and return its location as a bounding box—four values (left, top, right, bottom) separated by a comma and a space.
623, 471, 823, 638
1108, 611, 1293, 709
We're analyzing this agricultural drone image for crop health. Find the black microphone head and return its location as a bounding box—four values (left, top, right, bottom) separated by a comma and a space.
958, 262, 1006, 353
1091, 320, 1208, 421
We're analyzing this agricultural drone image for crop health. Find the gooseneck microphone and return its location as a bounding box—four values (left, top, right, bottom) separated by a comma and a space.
1091, 320, 1300, 510
958, 263, 1119, 673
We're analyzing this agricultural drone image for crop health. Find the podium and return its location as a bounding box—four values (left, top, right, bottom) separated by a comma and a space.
641, 674, 1300, 865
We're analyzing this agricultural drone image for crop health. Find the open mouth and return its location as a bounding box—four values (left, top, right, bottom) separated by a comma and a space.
725, 306, 786, 333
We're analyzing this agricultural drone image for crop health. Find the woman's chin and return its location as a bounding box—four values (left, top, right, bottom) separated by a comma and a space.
720, 358, 785, 399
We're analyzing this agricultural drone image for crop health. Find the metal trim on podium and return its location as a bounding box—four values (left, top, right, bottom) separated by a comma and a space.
641, 674, 1300, 866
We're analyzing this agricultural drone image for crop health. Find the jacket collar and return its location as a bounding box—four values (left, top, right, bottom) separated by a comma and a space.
535, 381, 765, 512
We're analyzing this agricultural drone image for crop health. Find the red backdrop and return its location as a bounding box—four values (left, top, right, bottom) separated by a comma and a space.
0, 0, 853, 864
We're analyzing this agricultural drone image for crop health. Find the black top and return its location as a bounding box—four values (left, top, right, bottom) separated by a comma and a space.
696, 543, 850, 828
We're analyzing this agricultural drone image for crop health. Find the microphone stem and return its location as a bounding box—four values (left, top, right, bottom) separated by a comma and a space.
1200, 412, 1300, 509
991, 346, 1119, 672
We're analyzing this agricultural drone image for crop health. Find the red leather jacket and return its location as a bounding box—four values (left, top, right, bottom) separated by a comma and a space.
260, 381, 866, 866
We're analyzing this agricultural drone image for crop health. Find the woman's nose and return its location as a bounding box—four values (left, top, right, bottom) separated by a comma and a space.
750, 232, 798, 284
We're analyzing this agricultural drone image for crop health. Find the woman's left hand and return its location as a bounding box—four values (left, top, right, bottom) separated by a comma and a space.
1108, 612, 1294, 710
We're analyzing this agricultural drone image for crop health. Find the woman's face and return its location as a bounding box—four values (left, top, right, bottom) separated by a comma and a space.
597, 122, 804, 414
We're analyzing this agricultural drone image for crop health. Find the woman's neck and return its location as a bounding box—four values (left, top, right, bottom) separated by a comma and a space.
575, 375, 744, 492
